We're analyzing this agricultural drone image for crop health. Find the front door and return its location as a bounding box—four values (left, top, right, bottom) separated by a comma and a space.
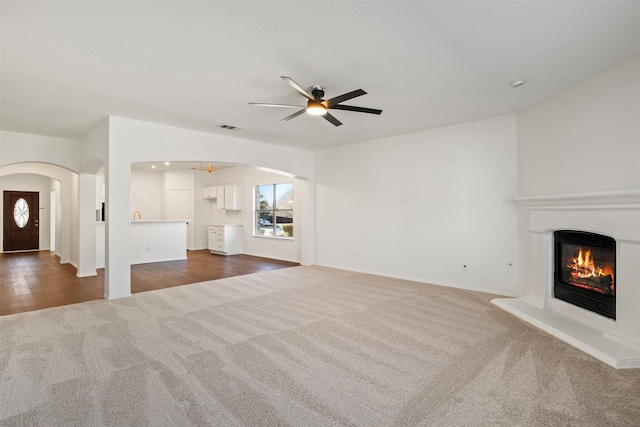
3, 191, 39, 252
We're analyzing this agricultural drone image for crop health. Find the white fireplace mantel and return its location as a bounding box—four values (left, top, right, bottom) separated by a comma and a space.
493, 189, 640, 369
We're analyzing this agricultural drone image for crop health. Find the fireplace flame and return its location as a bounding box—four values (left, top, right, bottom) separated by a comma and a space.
574, 248, 597, 278
567, 247, 614, 293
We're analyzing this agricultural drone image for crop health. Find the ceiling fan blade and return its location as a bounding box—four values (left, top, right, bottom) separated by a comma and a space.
249, 102, 305, 108
281, 76, 314, 100
322, 112, 343, 127
280, 108, 307, 123
329, 104, 383, 115
323, 89, 367, 108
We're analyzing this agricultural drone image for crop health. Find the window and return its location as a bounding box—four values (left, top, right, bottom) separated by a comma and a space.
255, 183, 293, 238
13, 198, 29, 228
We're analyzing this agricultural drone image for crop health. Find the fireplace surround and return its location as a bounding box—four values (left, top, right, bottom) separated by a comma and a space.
492, 189, 640, 369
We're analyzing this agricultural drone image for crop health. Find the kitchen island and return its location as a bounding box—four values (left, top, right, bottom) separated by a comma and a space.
96, 219, 188, 266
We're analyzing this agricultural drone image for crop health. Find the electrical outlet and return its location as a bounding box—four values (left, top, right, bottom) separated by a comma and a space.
462, 264, 468, 272
146, 246, 151, 252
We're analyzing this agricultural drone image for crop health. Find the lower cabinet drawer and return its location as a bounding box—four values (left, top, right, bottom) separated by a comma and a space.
208, 225, 242, 255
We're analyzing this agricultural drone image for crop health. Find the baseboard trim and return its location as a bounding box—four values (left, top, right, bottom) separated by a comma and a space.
76, 271, 98, 278
131, 256, 187, 265
103, 292, 132, 300
241, 252, 300, 264
314, 263, 518, 297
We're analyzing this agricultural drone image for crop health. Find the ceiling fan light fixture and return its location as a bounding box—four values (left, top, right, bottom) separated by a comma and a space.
250, 76, 381, 126
306, 100, 327, 116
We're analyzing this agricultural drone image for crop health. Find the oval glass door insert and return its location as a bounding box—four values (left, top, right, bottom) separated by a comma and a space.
13, 197, 29, 228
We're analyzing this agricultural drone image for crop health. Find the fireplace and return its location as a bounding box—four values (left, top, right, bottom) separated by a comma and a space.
554, 230, 616, 320
492, 190, 640, 368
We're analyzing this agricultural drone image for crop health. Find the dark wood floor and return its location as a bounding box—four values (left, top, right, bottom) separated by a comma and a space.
0, 250, 299, 316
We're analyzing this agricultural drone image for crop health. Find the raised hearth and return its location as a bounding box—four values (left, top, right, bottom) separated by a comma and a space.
493, 189, 640, 369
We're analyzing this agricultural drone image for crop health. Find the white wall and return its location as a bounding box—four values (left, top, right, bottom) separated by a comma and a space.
0, 131, 80, 172
516, 55, 640, 296
130, 168, 194, 242
130, 221, 187, 264
52, 179, 62, 255
69, 173, 79, 268
315, 115, 518, 295
0, 174, 52, 250
76, 120, 108, 277
80, 118, 109, 171
131, 169, 161, 220
130, 168, 215, 252
517, 55, 640, 197
111, 116, 314, 178
96, 222, 105, 269
162, 169, 196, 249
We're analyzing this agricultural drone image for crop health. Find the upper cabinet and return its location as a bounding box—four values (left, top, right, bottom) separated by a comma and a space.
216, 186, 225, 209
204, 184, 242, 210
203, 186, 216, 199
219, 185, 242, 210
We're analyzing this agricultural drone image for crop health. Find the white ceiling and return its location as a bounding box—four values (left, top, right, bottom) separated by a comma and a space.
2, 1, 639, 151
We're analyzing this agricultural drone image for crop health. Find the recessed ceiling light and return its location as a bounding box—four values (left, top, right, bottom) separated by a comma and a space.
151, 165, 156, 169
509, 79, 526, 88
164, 161, 170, 166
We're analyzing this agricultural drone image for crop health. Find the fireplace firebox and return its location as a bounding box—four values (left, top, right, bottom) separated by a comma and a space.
554, 230, 616, 320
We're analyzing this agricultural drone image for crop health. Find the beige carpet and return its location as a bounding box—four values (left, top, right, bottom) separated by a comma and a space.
1, 266, 639, 426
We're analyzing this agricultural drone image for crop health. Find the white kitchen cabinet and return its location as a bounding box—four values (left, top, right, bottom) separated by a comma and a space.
202, 186, 216, 199
216, 187, 225, 209
224, 185, 242, 210
215, 184, 242, 210
208, 224, 243, 255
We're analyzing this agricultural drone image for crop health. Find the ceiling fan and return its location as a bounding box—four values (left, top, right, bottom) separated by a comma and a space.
250, 76, 382, 127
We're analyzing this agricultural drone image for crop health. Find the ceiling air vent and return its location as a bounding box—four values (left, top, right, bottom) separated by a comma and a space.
217, 124, 241, 131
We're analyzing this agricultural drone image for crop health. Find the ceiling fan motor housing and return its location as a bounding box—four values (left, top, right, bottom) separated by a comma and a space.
311, 85, 325, 100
